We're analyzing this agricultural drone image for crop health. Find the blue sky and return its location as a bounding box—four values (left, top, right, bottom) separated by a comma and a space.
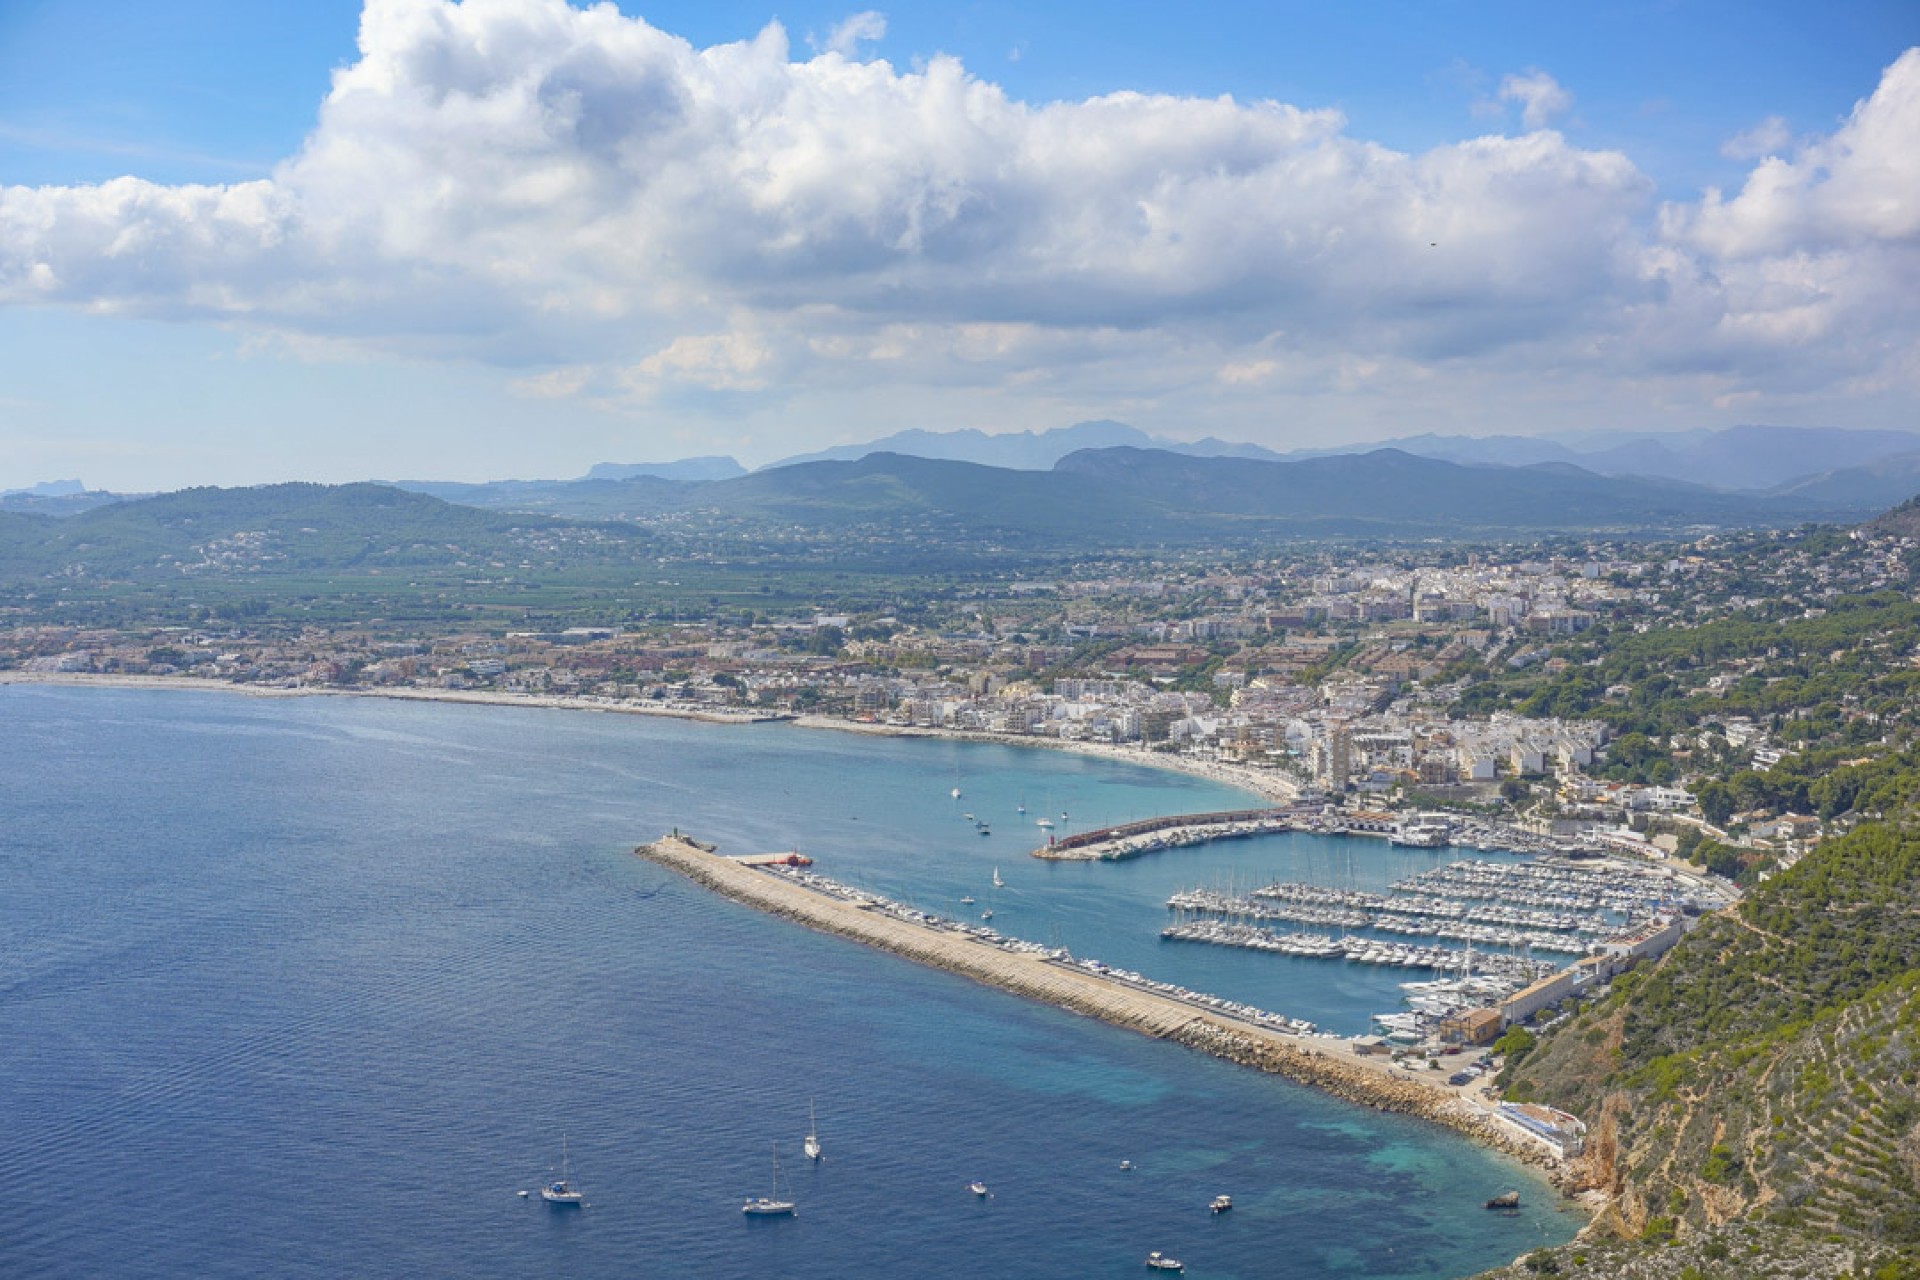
1, 0, 1917, 489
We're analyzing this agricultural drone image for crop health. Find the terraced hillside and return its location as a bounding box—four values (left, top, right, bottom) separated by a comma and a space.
1474, 823, 1920, 1279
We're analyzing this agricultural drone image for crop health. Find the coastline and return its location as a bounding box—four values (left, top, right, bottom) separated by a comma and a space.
640, 833, 1584, 1210
790, 713, 1300, 804
0, 672, 1296, 801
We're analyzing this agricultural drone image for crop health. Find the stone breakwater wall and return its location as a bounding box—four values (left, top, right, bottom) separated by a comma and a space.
1169, 1021, 1567, 1180
638, 835, 1201, 1038
638, 835, 1576, 1192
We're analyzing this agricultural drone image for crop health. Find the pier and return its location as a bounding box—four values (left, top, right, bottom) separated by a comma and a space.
1028, 805, 1567, 862
1030, 806, 1310, 860
637, 834, 1573, 1176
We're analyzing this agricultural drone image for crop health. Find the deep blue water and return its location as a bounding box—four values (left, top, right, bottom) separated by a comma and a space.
0, 687, 1579, 1278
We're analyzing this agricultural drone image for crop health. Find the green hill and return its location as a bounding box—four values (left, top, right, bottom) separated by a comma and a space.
0, 482, 646, 579
1478, 821, 1920, 1279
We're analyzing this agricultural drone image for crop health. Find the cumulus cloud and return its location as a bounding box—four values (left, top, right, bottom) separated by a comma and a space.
1498, 70, 1573, 130
820, 10, 887, 57
0, 0, 1916, 442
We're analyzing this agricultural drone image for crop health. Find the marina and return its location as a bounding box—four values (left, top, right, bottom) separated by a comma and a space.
1161, 850, 1720, 1041
636, 831, 1596, 1181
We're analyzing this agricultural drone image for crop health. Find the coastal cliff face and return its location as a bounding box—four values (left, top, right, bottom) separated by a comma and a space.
1472, 822, 1920, 1279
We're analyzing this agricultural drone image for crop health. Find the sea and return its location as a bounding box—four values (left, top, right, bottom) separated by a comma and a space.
0, 685, 1580, 1278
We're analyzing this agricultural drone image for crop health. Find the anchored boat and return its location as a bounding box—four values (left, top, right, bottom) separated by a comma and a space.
540, 1136, 585, 1206
743, 1143, 796, 1217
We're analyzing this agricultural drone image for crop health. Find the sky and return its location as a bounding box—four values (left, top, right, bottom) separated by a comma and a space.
1, 0, 1916, 490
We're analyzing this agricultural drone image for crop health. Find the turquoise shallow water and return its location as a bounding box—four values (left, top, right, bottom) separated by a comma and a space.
0, 686, 1578, 1277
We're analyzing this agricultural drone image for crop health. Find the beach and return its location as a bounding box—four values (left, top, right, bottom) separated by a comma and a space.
0, 672, 1298, 800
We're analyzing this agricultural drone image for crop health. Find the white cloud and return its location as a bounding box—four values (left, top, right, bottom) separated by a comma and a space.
0, 0, 1916, 453
1498, 70, 1573, 130
821, 10, 887, 58
508, 365, 594, 398
1720, 115, 1792, 160
629, 329, 774, 392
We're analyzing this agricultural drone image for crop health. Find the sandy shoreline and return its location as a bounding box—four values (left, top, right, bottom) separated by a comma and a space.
0, 671, 1297, 801
790, 713, 1300, 804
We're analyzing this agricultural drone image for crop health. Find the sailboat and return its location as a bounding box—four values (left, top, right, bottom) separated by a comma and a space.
804, 1101, 823, 1162
743, 1143, 797, 1216
992, 867, 1005, 889
540, 1135, 585, 1205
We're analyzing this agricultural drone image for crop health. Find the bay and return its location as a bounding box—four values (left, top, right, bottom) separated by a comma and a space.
0, 685, 1578, 1277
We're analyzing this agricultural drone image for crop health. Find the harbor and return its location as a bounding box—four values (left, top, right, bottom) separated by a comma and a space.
1164, 851, 1723, 1043
638, 832, 1585, 1177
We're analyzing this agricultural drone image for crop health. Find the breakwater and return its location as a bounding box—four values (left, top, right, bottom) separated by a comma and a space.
638, 834, 1575, 1184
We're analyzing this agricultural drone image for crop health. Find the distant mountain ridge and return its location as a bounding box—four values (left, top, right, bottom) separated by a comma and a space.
11, 423, 1916, 529
594, 446, 1841, 542
584, 456, 746, 483
765, 420, 1286, 471
762, 421, 1920, 496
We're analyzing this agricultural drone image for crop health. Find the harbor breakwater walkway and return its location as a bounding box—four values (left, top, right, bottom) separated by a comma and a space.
638, 834, 1576, 1186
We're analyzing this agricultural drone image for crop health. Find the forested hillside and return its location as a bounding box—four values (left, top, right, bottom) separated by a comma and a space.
1477, 822, 1920, 1279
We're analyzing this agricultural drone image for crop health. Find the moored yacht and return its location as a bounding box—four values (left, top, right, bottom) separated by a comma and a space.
743, 1143, 796, 1217
540, 1136, 585, 1205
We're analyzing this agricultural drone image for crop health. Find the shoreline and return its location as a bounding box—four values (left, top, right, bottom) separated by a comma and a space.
640, 833, 1586, 1212
790, 713, 1300, 804
0, 671, 1295, 801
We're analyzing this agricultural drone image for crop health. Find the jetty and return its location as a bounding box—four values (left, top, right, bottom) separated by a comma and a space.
637, 834, 1570, 1175
1031, 806, 1309, 861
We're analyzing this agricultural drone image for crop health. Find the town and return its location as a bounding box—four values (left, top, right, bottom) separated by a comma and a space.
11, 518, 1916, 890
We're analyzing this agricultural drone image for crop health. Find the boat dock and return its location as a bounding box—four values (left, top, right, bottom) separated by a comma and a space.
1030, 806, 1567, 862
636, 834, 1572, 1175
1031, 806, 1306, 861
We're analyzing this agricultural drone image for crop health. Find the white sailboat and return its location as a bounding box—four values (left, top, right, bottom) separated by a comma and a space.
540, 1135, 585, 1205
992, 867, 1004, 889
804, 1101, 823, 1162
742, 1142, 796, 1217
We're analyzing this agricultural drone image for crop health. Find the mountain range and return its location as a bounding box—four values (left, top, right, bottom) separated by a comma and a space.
8, 423, 1919, 541
1, 449, 1890, 594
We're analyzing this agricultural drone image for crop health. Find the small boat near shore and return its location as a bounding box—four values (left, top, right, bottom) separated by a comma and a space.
1145, 1252, 1184, 1271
